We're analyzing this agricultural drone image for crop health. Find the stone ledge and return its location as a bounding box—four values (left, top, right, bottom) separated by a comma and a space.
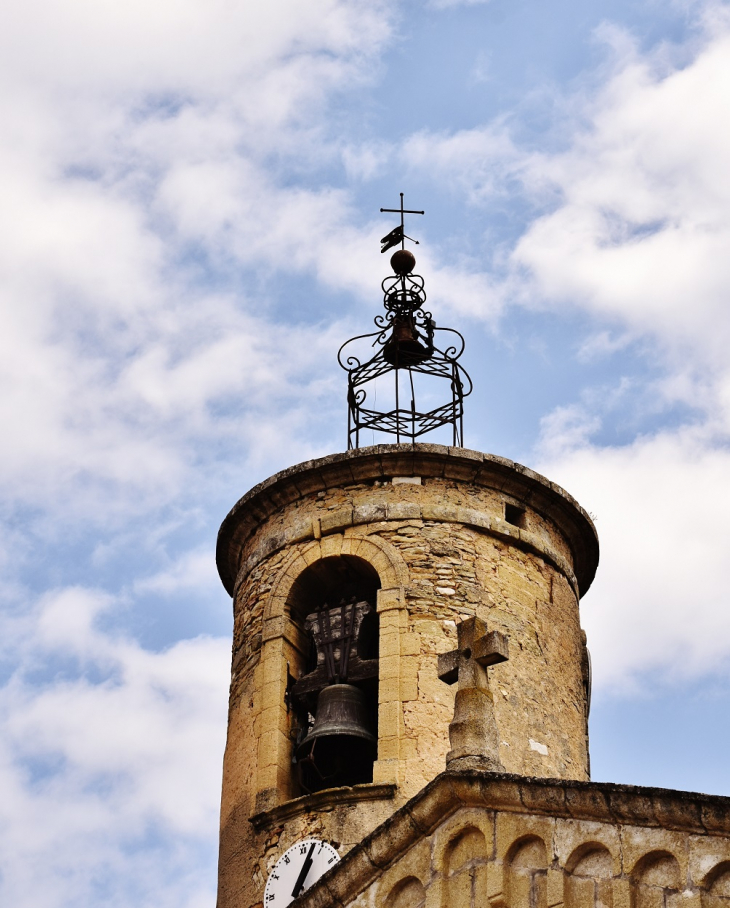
217, 444, 598, 598
248, 783, 397, 831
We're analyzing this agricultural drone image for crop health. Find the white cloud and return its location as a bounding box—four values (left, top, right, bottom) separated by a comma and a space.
342, 141, 393, 181
0, 586, 230, 908
402, 124, 520, 205
0, 0, 389, 100
134, 548, 219, 596
576, 330, 634, 362
428, 0, 493, 9
0, 0, 395, 524
400, 8, 730, 372
518, 13, 730, 690
537, 404, 603, 462
0, 2, 397, 904
538, 426, 730, 693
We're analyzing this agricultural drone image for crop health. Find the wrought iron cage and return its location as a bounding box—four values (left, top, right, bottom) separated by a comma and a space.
338, 255, 472, 449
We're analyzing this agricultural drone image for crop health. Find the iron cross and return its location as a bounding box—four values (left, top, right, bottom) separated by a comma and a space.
380, 192, 424, 252
438, 616, 509, 691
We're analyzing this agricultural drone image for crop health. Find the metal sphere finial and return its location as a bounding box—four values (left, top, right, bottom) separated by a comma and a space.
391, 249, 416, 275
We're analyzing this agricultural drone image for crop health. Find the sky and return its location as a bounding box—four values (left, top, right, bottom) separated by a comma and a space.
1, 0, 730, 904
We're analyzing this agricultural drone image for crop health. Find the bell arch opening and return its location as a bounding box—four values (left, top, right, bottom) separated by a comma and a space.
285, 554, 381, 796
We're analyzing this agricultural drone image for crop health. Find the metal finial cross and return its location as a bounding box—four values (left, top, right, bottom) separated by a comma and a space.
380, 192, 424, 252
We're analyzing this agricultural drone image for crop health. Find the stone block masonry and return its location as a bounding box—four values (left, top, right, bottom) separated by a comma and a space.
294, 773, 730, 908
215, 445, 599, 908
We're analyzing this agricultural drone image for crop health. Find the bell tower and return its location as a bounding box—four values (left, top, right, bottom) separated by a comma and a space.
214, 199, 599, 908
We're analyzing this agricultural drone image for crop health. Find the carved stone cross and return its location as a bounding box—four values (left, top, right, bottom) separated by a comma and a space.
438, 616, 509, 772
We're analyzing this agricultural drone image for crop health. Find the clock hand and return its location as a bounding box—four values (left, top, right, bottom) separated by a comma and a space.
291, 842, 316, 899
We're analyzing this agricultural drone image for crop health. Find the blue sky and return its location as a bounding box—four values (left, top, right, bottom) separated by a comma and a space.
2, 0, 730, 904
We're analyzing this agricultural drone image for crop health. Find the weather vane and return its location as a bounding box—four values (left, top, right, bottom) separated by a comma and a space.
338, 193, 472, 449
379, 192, 424, 253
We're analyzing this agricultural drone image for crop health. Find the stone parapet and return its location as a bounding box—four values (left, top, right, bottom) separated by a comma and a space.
295, 772, 730, 908
231, 498, 582, 600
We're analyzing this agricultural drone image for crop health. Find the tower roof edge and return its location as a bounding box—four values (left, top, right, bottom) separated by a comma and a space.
216, 444, 599, 599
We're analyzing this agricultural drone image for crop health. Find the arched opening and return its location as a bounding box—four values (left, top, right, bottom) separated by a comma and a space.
447, 826, 488, 875
384, 877, 426, 908
703, 863, 730, 908
286, 555, 381, 795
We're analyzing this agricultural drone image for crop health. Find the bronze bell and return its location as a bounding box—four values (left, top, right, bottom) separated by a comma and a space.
383, 316, 430, 368
296, 684, 376, 793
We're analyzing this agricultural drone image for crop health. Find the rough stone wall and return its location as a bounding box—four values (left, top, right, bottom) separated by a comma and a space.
376, 513, 586, 787
216, 449, 599, 908
227, 475, 590, 788
351, 803, 730, 908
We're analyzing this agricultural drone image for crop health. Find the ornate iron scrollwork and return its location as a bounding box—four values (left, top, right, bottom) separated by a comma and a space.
338, 195, 472, 449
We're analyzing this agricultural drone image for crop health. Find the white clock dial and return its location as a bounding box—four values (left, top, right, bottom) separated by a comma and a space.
264, 838, 340, 908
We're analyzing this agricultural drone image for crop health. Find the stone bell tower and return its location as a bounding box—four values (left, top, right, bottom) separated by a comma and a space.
214, 197, 599, 908
215, 445, 599, 908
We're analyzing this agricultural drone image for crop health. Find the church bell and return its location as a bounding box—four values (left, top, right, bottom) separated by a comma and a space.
383, 316, 430, 367
296, 684, 376, 792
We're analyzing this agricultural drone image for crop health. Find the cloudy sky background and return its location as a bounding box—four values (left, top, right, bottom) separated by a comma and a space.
2, 0, 730, 904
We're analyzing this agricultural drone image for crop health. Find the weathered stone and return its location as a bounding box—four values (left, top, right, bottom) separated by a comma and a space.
365, 810, 421, 868
386, 502, 422, 520
320, 507, 354, 534
564, 785, 611, 821
215, 445, 602, 908
653, 792, 705, 833
520, 781, 567, 816
271, 774, 730, 908
353, 503, 388, 524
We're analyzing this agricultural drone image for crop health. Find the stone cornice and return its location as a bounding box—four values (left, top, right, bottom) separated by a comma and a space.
294, 771, 730, 908
249, 783, 397, 831
216, 444, 599, 598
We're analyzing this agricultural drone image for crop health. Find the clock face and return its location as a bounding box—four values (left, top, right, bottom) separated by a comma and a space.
264, 838, 340, 908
